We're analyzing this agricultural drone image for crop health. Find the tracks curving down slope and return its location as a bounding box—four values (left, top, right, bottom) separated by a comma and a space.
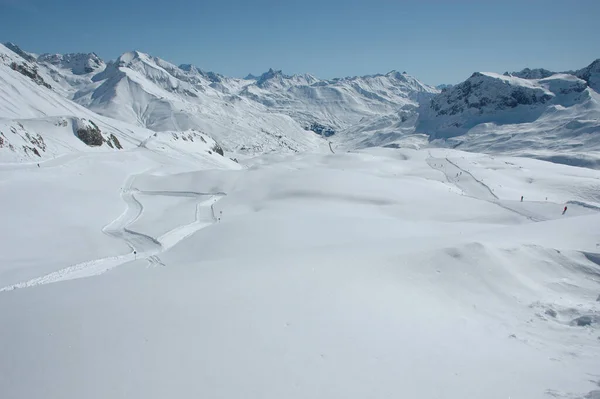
0, 171, 225, 291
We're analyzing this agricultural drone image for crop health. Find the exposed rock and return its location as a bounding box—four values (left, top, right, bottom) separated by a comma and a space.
3, 42, 36, 62
211, 143, 224, 156
575, 59, 600, 92
76, 120, 104, 147
307, 122, 335, 137
571, 315, 594, 327
37, 52, 105, 75
504, 68, 555, 80
9, 62, 51, 89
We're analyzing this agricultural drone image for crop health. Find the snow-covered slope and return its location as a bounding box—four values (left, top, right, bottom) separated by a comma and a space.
0, 43, 140, 161
2, 40, 600, 399
3, 44, 438, 156
3, 41, 599, 169
1, 148, 599, 399
505, 59, 600, 93
0, 43, 238, 166
71, 51, 323, 154
241, 69, 438, 132
415, 65, 600, 167
38, 52, 105, 76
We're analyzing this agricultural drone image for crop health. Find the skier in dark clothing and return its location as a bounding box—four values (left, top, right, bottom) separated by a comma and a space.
521, 196, 523, 202
562, 206, 568, 215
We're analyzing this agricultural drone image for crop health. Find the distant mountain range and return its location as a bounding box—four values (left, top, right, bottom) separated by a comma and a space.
1, 42, 599, 167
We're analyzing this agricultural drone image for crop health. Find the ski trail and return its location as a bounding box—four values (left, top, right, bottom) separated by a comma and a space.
157, 196, 222, 250
427, 156, 541, 222
0, 173, 226, 292
444, 157, 498, 200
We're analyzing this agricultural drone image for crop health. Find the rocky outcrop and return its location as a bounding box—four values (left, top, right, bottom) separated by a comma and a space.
417, 72, 559, 138
38, 52, 105, 75
211, 143, 224, 156
3, 42, 36, 63
75, 120, 104, 146
73, 119, 124, 150
9, 62, 52, 89
306, 122, 335, 137
504, 68, 556, 80
106, 133, 123, 149
575, 59, 600, 92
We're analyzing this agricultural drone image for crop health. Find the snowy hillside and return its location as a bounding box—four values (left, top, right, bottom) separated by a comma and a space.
0, 43, 142, 161
1, 147, 600, 399
70, 51, 323, 154
1, 42, 443, 157
240, 69, 438, 133
38, 52, 105, 76
1, 39, 600, 399
5, 41, 598, 168
415, 64, 600, 167
0, 43, 239, 166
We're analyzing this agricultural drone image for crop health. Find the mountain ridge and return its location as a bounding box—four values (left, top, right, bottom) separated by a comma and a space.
2, 41, 600, 168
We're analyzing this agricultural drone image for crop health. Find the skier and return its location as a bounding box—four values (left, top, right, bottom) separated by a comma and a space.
562, 206, 568, 215
521, 196, 524, 202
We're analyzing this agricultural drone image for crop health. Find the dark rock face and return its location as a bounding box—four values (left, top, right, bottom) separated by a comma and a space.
108, 133, 122, 149
211, 143, 224, 156
575, 59, 600, 92
307, 122, 335, 137
76, 121, 104, 146
571, 315, 594, 327
429, 73, 553, 118
37, 52, 104, 75
4, 42, 36, 62
504, 68, 555, 79
10, 62, 52, 89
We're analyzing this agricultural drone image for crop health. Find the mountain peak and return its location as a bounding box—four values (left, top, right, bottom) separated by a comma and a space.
256, 68, 285, 86
178, 64, 222, 83
575, 58, 600, 92
3, 42, 36, 62
37, 51, 105, 75
117, 50, 144, 65
178, 64, 197, 73
503, 67, 556, 80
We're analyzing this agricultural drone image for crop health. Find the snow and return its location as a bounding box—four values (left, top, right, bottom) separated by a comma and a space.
1, 40, 600, 399
1, 146, 600, 399
4, 41, 600, 170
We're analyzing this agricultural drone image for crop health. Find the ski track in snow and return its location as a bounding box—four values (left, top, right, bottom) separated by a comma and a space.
444, 157, 498, 200
428, 155, 555, 222
0, 172, 225, 292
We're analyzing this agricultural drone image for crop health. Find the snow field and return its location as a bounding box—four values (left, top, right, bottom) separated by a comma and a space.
1, 147, 599, 399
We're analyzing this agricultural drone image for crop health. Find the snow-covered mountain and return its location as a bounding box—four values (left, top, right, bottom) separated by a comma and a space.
1, 43, 442, 156
575, 59, 600, 92
2, 41, 600, 399
505, 61, 600, 92
38, 52, 105, 76
2, 41, 599, 168
0, 43, 238, 167
241, 69, 438, 132
414, 63, 600, 167
68, 51, 323, 154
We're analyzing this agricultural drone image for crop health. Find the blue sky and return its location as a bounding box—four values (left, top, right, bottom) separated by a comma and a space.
1, 0, 598, 85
